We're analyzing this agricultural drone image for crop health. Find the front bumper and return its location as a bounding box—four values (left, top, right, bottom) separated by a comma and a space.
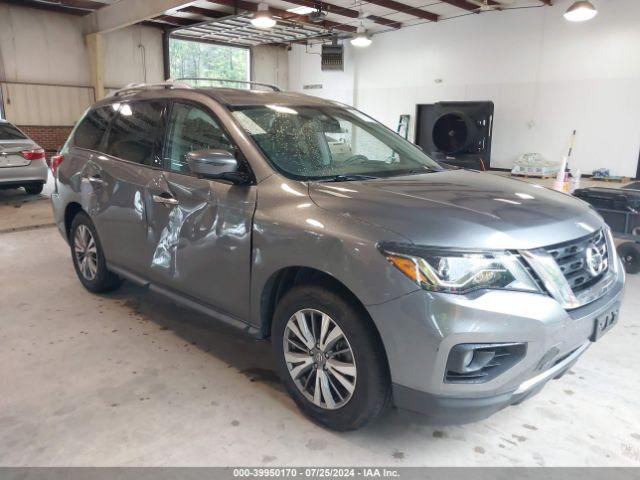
392, 341, 590, 424
367, 259, 625, 424
0, 159, 48, 186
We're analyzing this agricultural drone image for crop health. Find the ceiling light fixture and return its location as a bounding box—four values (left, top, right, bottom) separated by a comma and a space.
350, 25, 372, 47
564, 1, 598, 22
286, 5, 315, 14
251, 2, 276, 29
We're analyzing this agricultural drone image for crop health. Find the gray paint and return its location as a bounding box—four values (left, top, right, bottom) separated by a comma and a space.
0, 124, 47, 186
50, 86, 626, 423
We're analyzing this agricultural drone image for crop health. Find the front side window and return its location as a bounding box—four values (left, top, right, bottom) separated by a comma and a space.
104, 101, 167, 166
0, 122, 27, 141
230, 105, 443, 180
73, 106, 116, 151
164, 102, 237, 174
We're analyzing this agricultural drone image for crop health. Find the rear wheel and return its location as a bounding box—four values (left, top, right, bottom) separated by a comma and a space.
70, 212, 123, 293
618, 242, 640, 274
24, 183, 43, 195
272, 284, 391, 431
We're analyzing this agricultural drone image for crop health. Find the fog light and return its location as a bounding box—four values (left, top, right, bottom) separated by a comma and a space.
445, 342, 527, 384
461, 349, 474, 368
448, 346, 495, 374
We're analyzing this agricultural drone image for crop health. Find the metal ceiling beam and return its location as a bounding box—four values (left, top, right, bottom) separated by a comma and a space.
84, 0, 196, 33
281, 0, 401, 29
202, 17, 328, 39
140, 20, 171, 29
176, 5, 228, 18
181, 29, 300, 45
283, 0, 358, 18
154, 14, 202, 26
205, 0, 357, 33
0, 0, 101, 15
363, 14, 401, 29
197, 21, 303, 42
173, 11, 339, 46
539, 0, 553, 5
55, 0, 106, 9
438, 0, 484, 11
358, 0, 438, 22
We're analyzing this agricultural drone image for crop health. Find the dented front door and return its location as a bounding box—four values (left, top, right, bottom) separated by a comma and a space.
145, 172, 256, 321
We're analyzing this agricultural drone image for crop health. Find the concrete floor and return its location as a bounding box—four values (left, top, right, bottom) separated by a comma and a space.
1, 174, 639, 466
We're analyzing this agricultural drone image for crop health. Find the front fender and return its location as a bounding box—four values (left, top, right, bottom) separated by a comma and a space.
249, 175, 417, 330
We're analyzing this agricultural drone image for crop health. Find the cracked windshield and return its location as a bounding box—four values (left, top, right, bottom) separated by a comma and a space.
231, 105, 442, 180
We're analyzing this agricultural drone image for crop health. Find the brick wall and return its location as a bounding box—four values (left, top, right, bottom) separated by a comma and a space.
18, 126, 73, 153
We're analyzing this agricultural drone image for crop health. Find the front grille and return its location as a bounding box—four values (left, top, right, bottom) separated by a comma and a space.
545, 229, 609, 293
516, 254, 546, 291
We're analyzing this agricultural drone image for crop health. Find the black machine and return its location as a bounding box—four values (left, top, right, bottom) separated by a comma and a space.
321, 43, 343, 71
573, 186, 640, 273
415, 101, 494, 170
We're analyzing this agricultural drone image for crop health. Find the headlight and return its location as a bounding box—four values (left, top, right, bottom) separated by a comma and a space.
379, 243, 540, 294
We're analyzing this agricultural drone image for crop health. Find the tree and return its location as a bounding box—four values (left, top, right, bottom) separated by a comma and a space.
169, 39, 250, 87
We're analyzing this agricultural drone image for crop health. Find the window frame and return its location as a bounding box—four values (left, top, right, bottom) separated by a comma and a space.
160, 99, 255, 184
69, 98, 256, 185
100, 99, 170, 168
71, 105, 118, 153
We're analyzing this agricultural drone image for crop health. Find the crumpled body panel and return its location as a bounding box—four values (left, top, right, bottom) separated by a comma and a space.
145, 172, 256, 320
151, 203, 186, 272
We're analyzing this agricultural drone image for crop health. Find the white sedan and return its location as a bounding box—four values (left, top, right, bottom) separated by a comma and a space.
0, 119, 48, 195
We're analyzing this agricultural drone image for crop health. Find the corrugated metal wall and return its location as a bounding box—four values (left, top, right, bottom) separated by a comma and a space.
0, 82, 94, 126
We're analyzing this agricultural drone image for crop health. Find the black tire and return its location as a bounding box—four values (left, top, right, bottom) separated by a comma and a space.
24, 183, 44, 195
69, 212, 123, 293
272, 284, 391, 431
618, 242, 640, 274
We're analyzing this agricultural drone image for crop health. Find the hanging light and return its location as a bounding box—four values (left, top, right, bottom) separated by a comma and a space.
350, 26, 372, 47
564, 1, 598, 22
251, 2, 276, 29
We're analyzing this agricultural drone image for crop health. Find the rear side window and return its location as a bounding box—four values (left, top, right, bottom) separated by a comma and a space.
104, 101, 167, 166
0, 123, 27, 140
74, 106, 116, 150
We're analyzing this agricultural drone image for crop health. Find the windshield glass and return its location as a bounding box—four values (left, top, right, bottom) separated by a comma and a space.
230, 105, 443, 180
0, 123, 27, 141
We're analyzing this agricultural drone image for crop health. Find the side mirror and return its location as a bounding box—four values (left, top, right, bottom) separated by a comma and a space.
186, 149, 246, 183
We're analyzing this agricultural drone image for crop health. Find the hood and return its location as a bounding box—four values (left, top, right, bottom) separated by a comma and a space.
309, 170, 603, 250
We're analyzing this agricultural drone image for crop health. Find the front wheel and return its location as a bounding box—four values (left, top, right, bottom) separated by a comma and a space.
70, 212, 123, 293
272, 284, 391, 431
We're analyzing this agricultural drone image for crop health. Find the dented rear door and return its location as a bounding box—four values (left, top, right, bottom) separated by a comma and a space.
90, 100, 168, 274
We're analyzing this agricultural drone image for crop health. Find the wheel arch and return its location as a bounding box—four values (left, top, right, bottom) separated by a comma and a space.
259, 266, 390, 368
64, 202, 84, 241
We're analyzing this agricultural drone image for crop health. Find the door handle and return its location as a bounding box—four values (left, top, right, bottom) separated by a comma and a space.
88, 174, 104, 184
153, 194, 179, 206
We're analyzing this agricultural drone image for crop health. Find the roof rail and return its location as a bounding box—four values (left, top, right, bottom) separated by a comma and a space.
109, 81, 193, 97
176, 77, 281, 92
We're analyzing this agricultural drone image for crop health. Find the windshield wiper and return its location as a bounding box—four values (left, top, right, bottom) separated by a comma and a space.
405, 166, 441, 175
317, 174, 379, 182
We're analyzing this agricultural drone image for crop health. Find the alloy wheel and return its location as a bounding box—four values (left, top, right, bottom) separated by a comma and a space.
283, 309, 357, 410
74, 224, 98, 281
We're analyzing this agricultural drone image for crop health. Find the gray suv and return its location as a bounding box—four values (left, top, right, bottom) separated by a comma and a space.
51, 82, 625, 431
